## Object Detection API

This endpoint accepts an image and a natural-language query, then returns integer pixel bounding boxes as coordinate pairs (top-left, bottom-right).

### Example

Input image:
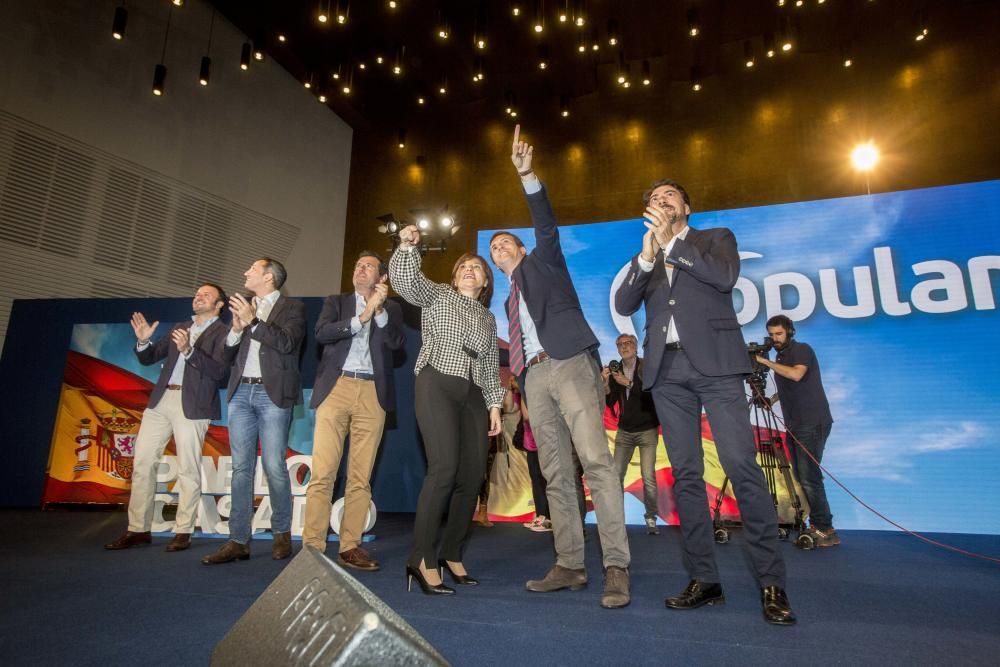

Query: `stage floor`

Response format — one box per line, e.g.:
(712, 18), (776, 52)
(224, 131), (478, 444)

(1, 509), (999, 666)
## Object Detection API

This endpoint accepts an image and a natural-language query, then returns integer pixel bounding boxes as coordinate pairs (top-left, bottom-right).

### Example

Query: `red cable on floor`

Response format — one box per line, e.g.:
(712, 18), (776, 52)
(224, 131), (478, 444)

(746, 382), (1000, 565)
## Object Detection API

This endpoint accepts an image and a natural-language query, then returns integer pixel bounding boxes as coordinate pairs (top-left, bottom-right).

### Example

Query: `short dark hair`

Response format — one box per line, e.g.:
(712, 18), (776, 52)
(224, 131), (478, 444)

(642, 179), (691, 209)
(259, 257), (287, 290)
(451, 253), (494, 308)
(766, 314), (794, 333)
(357, 250), (388, 277)
(200, 282), (227, 309)
(488, 231), (525, 249)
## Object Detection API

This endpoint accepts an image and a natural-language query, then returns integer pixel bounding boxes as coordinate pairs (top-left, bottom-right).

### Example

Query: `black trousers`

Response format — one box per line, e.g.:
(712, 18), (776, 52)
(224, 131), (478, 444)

(409, 365), (489, 569)
(525, 448), (550, 518)
(650, 349), (786, 588)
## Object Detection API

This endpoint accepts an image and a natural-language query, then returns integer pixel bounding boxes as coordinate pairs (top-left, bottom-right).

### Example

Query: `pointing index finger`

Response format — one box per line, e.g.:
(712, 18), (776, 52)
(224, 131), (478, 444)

(512, 124), (521, 149)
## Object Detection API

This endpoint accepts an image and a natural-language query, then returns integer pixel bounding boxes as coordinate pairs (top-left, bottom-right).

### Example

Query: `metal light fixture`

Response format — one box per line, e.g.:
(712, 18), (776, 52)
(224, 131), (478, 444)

(240, 42), (252, 70)
(152, 5), (173, 96)
(111, 4), (127, 41)
(198, 10), (215, 86)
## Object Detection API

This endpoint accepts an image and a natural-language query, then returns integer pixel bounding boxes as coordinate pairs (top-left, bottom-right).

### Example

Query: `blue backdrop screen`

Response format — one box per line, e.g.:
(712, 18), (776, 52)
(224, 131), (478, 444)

(479, 180), (1000, 535)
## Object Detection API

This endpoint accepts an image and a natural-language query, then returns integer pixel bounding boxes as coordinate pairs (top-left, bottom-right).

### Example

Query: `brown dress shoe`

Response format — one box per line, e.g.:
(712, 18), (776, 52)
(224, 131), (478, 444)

(201, 540), (250, 565)
(525, 565), (588, 592)
(165, 533), (191, 552)
(104, 531), (151, 550)
(338, 547), (380, 571)
(601, 566), (631, 609)
(271, 531), (292, 560)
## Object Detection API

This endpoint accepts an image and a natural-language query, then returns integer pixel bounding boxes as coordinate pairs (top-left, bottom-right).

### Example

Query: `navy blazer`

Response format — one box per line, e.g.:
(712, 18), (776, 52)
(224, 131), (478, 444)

(615, 227), (752, 388)
(137, 318), (229, 420)
(224, 295), (307, 409)
(505, 185), (600, 361)
(310, 293), (406, 411)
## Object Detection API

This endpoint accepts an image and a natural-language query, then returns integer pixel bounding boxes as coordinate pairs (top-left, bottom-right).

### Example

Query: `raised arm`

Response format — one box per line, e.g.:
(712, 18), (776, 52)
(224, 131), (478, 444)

(511, 125), (565, 267)
(387, 225), (448, 308)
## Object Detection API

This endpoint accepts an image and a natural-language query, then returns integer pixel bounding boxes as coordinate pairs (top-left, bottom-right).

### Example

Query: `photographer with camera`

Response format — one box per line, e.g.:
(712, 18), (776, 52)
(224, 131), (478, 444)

(602, 334), (661, 535)
(755, 315), (838, 548)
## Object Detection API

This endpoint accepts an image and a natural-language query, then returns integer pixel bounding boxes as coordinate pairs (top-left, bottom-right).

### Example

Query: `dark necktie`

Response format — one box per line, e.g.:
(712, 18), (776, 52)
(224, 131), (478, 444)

(507, 280), (525, 376)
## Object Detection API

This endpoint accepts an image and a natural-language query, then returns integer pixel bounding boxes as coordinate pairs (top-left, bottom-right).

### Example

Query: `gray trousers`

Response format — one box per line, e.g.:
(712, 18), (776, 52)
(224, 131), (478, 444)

(613, 428), (660, 520)
(524, 351), (630, 570)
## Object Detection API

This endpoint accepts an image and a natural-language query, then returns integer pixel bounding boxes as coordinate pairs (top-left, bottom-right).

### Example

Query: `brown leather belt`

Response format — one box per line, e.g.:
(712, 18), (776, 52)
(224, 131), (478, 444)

(526, 351), (551, 368)
(166, 384), (182, 390)
(240, 377), (265, 384)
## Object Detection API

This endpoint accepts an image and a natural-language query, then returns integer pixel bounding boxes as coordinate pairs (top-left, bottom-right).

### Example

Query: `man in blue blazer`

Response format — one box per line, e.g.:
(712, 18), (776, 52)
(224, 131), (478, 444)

(105, 283), (229, 553)
(302, 252), (405, 572)
(491, 126), (631, 609)
(615, 179), (796, 625)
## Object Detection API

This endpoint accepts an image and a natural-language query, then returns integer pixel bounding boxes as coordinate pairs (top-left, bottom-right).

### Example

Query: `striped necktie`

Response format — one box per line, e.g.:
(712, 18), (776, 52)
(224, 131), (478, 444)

(507, 280), (525, 376)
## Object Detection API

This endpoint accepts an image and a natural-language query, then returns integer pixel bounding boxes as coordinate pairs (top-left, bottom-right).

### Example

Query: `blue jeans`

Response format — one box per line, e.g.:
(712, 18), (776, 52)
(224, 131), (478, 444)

(788, 422), (833, 530)
(227, 383), (293, 544)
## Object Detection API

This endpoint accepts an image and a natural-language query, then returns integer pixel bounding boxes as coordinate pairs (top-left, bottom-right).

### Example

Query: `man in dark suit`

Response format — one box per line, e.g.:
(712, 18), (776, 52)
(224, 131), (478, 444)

(105, 284), (229, 553)
(301, 252), (405, 571)
(490, 126), (631, 609)
(614, 179), (796, 625)
(202, 258), (306, 565)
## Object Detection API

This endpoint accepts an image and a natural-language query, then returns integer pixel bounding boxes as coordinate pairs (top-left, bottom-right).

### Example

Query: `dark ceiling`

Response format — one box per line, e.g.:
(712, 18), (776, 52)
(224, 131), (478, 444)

(208, 0), (963, 132)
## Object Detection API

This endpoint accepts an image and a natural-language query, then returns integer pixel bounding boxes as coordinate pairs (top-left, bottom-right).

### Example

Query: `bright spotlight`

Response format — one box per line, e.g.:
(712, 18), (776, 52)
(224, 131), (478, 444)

(851, 143), (879, 171)
(440, 215), (454, 228)
(417, 217), (431, 230)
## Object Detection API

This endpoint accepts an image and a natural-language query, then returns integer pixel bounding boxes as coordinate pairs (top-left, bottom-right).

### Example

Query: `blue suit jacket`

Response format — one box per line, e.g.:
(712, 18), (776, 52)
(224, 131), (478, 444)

(505, 185), (600, 361)
(310, 293), (406, 411)
(138, 318), (229, 420)
(615, 227), (752, 388)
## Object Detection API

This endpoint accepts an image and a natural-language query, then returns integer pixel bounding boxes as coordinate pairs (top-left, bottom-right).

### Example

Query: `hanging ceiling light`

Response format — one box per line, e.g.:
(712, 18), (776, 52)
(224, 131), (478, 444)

(111, 4), (127, 41)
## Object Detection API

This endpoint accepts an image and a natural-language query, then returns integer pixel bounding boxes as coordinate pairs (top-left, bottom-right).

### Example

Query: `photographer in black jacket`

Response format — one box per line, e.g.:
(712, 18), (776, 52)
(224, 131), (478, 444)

(602, 334), (661, 535)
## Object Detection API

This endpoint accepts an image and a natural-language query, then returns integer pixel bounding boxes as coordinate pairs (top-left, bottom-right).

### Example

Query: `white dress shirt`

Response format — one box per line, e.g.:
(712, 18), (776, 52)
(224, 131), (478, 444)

(637, 225), (690, 346)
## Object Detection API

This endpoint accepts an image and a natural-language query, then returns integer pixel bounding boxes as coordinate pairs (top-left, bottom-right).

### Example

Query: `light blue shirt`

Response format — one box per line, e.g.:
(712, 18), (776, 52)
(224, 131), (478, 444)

(343, 292), (389, 374)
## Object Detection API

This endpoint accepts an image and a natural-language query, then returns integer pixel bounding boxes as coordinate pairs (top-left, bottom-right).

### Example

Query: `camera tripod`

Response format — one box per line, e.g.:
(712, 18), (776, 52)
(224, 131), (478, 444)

(710, 374), (815, 549)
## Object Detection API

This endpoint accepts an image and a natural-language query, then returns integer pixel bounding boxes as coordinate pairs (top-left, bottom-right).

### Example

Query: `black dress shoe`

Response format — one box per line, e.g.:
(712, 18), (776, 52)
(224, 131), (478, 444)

(201, 540), (250, 565)
(761, 585), (797, 625)
(665, 580), (725, 609)
(406, 565), (455, 595)
(104, 531), (151, 550)
(438, 559), (478, 586)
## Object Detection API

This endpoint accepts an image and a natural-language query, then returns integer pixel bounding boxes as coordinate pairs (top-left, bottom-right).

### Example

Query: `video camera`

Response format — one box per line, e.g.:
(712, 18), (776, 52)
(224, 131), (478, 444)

(607, 359), (622, 373)
(746, 337), (774, 406)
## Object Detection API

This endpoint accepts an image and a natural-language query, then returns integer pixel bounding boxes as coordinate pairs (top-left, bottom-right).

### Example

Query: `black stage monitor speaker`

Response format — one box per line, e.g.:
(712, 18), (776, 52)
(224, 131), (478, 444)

(211, 547), (449, 666)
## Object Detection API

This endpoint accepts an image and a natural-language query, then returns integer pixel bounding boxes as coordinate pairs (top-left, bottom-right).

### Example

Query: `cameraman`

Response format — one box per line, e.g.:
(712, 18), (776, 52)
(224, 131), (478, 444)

(602, 333), (661, 535)
(755, 315), (839, 547)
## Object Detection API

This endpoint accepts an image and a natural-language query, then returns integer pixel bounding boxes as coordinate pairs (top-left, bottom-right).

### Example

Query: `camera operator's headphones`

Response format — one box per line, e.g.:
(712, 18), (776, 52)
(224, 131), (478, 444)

(768, 314), (795, 338)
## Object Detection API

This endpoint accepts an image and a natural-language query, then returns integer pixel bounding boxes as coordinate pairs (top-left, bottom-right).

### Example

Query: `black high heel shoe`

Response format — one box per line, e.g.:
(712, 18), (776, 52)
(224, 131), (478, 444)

(406, 564), (455, 595)
(438, 559), (479, 586)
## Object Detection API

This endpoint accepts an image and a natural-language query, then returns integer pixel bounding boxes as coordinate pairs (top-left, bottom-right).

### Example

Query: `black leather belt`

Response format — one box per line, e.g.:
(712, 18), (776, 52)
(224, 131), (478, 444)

(240, 377), (264, 384)
(664, 342), (683, 351)
(527, 351), (551, 368)
(166, 384), (182, 390)
(341, 370), (375, 381)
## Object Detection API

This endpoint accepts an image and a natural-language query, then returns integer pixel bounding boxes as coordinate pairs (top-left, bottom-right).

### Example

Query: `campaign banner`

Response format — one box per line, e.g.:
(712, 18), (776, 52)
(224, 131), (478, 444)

(479, 179), (1000, 534)
(41, 324), (355, 539)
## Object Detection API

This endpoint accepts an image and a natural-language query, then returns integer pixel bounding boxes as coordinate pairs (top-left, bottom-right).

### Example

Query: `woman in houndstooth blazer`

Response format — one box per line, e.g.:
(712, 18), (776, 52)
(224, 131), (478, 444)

(389, 225), (504, 595)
